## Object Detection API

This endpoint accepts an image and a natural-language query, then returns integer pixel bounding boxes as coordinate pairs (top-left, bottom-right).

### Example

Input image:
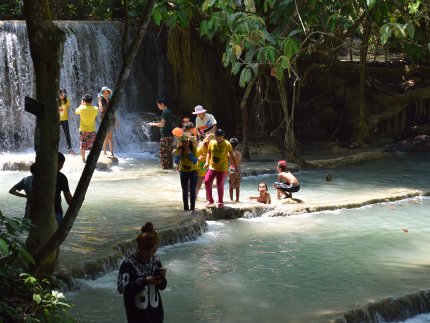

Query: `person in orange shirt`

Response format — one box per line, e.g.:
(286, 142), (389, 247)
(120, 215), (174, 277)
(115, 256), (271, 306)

(172, 117), (198, 139)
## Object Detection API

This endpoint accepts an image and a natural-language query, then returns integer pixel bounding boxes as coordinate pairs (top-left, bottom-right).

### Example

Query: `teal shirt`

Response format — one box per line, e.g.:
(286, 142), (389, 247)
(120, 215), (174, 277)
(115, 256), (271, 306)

(160, 108), (173, 138)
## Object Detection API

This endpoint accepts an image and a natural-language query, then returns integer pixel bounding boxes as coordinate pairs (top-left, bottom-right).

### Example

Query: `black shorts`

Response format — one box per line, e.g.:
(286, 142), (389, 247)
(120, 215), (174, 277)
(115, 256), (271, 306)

(273, 182), (300, 193)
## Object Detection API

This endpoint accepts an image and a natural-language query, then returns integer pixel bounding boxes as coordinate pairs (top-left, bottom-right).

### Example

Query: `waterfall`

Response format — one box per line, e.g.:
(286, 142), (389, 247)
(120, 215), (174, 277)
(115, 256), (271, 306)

(0, 21), (160, 153)
(333, 290), (430, 322)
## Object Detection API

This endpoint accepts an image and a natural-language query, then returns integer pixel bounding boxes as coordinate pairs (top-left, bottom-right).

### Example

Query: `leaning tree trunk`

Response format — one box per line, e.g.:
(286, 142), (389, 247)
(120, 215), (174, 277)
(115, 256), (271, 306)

(355, 16), (371, 144)
(240, 73), (258, 160)
(23, 0), (65, 275)
(32, 0), (156, 273)
(277, 79), (300, 163)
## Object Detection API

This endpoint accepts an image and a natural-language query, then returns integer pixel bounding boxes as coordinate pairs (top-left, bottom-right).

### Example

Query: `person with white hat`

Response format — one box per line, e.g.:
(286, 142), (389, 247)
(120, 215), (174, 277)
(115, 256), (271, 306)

(192, 105), (217, 139)
(98, 86), (119, 156)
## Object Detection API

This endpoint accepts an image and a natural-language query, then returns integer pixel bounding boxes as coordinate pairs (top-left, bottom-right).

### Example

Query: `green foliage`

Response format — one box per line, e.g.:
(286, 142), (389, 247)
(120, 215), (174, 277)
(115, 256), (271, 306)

(0, 211), (75, 322)
(0, 0), (24, 19)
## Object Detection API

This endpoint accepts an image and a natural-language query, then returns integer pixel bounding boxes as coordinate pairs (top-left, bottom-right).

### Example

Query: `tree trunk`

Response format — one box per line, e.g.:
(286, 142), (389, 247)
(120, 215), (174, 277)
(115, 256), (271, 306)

(277, 80), (300, 163)
(23, 0), (65, 275)
(33, 0), (156, 273)
(240, 73), (258, 160)
(355, 16), (370, 143)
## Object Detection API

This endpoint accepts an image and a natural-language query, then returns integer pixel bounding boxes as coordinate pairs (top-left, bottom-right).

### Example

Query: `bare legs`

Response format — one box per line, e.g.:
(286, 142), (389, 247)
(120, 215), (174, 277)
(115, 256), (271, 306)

(196, 175), (205, 198)
(229, 187), (240, 202)
(103, 129), (114, 156)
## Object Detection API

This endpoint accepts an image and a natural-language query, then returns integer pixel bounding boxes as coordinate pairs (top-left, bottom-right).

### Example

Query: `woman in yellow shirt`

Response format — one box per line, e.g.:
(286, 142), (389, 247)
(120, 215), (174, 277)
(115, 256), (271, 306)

(195, 133), (215, 199)
(58, 88), (73, 153)
(175, 134), (198, 212)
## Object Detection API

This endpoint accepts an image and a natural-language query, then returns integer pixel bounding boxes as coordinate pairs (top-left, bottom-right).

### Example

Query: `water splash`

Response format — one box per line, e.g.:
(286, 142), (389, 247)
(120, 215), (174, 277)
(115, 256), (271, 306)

(0, 21), (156, 152)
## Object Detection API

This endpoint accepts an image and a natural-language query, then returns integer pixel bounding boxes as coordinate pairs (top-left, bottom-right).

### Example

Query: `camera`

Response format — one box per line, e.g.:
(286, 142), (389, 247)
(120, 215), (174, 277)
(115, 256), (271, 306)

(153, 268), (163, 276)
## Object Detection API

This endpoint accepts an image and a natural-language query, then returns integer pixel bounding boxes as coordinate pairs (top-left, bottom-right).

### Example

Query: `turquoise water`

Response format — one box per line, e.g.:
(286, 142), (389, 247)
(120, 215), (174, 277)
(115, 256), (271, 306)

(68, 198), (430, 322)
(1, 152), (430, 322)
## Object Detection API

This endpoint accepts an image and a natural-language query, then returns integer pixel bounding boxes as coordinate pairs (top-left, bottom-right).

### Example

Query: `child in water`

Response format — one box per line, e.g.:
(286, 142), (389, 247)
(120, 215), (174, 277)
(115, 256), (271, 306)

(249, 183), (271, 204)
(273, 160), (300, 199)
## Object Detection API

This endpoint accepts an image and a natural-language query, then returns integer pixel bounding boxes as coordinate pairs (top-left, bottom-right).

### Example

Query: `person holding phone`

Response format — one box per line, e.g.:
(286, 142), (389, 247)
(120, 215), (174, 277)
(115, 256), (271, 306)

(117, 222), (167, 323)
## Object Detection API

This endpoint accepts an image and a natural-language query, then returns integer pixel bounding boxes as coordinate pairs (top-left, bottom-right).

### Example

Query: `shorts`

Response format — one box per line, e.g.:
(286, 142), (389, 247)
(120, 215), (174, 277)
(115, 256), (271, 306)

(229, 172), (241, 189)
(80, 131), (96, 150)
(273, 182), (300, 193)
(198, 161), (207, 177)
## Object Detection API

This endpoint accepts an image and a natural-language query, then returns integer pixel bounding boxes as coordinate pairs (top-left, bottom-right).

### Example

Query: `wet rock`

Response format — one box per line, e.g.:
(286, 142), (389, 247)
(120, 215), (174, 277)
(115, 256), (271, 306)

(333, 290), (430, 323)
(0, 160), (33, 171)
(96, 155), (119, 170)
(304, 151), (389, 168)
(385, 135), (430, 152)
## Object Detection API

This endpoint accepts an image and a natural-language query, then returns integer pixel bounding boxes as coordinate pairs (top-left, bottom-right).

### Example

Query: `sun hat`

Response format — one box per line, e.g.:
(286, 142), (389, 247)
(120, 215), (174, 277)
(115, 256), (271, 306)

(192, 105), (207, 114)
(100, 86), (113, 96)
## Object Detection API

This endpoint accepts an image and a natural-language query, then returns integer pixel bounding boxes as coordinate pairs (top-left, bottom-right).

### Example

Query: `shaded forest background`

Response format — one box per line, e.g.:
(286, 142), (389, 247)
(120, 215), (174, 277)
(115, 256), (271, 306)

(1, 2), (430, 320)
(2, 0), (430, 156)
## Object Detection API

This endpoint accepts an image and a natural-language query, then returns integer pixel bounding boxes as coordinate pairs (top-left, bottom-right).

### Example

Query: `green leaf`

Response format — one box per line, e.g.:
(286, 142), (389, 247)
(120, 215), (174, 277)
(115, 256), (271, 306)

(231, 61), (241, 75)
(234, 44), (242, 59)
(18, 246), (35, 265)
(33, 294), (42, 304)
(202, 0), (217, 12)
(275, 64), (284, 80)
(288, 30), (300, 37)
(380, 24), (392, 45)
(406, 23), (415, 39)
(222, 52), (230, 67)
(280, 56), (290, 70)
(0, 238), (9, 256)
(283, 39), (299, 59)
(239, 67), (251, 87)
(393, 23), (406, 39)
(200, 20), (209, 36)
(4, 217), (21, 234)
(152, 8), (162, 26)
(264, 47), (276, 63)
(367, 0), (377, 10)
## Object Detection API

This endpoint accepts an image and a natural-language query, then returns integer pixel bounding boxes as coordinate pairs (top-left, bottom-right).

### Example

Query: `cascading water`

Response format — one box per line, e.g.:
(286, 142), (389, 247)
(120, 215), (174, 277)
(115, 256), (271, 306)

(0, 21), (158, 153)
(0, 21), (35, 151)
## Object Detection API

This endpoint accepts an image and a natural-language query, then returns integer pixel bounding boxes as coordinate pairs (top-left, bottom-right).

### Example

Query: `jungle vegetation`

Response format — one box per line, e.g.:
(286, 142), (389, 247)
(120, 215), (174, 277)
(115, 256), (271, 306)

(1, 0), (429, 320)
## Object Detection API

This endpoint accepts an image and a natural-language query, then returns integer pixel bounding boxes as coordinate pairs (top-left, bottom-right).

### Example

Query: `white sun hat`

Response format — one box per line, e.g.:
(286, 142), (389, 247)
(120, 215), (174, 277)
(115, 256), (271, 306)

(192, 105), (207, 114)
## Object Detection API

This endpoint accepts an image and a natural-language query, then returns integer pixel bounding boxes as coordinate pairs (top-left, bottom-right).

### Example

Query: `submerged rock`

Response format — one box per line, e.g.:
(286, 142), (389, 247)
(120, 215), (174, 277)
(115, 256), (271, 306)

(385, 135), (430, 152)
(0, 160), (32, 171)
(96, 155), (119, 170)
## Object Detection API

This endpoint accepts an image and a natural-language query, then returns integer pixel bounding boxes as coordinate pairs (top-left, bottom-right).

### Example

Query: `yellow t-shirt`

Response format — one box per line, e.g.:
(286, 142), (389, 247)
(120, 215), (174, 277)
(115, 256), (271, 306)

(197, 143), (208, 176)
(75, 104), (99, 132)
(178, 146), (198, 172)
(59, 98), (70, 121)
(208, 139), (232, 171)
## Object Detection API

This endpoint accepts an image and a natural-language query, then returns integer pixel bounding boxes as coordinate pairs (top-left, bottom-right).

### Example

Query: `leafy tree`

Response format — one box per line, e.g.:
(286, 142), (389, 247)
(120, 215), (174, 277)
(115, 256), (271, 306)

(0, 211), (74, 322)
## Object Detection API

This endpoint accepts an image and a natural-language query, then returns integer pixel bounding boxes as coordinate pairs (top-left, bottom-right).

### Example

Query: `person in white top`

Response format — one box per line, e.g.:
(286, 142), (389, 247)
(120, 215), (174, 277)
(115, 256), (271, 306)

(192, 105), (217, 139)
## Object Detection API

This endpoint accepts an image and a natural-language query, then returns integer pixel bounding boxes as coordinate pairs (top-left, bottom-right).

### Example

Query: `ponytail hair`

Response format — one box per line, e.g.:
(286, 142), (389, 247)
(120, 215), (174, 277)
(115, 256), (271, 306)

(136, 222), (159, 251)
